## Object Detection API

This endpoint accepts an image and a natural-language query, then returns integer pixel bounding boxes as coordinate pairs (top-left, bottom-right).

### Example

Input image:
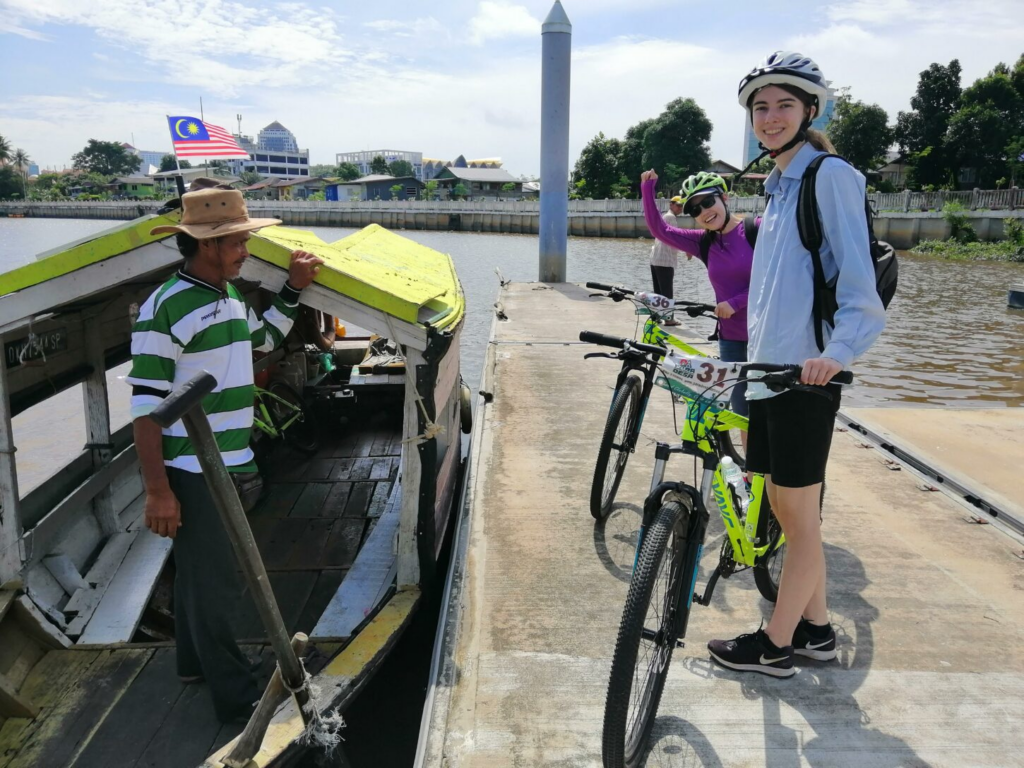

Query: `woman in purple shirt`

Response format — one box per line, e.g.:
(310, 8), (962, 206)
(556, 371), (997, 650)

(640, 169), (756, 420)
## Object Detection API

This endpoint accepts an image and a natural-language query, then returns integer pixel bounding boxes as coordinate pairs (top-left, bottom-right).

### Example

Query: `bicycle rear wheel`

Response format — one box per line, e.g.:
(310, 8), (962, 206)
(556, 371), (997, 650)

(591, 375), (642, 520)
(603, 498), (693, 768)
(266, 381), (320, 455)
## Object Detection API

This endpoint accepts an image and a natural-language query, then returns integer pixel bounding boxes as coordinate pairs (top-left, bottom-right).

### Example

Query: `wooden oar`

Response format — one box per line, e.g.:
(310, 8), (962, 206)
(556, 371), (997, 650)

(149, 373), (313, 743)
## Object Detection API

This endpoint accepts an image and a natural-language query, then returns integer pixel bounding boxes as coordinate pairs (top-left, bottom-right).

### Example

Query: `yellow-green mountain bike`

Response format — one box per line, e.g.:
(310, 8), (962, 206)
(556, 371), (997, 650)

(579, 331), (852, 768)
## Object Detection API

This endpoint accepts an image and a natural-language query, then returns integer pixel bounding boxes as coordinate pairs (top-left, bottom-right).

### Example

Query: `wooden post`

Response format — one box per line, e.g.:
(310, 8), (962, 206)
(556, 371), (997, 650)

(902, 189), (911, 213)
(223, 633), (309, 767)
(0, 341), (23, 584)
(82, 324), (118, 535)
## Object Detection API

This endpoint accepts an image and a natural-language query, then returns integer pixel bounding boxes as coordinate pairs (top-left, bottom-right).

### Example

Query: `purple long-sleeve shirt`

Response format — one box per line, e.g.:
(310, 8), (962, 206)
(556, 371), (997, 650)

(641, 179), (753, 342)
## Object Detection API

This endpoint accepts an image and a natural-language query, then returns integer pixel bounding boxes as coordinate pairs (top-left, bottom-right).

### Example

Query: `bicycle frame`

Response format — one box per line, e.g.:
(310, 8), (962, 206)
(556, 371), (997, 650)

(252, 386), (303, 439)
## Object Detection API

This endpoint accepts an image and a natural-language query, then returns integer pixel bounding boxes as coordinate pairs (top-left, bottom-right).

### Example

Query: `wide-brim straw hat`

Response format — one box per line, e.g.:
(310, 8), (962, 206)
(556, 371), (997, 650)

(150, 188), (281, 240)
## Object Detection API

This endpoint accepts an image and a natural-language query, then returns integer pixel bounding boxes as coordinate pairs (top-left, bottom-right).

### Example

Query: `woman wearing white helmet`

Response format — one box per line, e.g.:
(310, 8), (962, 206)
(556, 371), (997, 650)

(707, 52), (886, 679)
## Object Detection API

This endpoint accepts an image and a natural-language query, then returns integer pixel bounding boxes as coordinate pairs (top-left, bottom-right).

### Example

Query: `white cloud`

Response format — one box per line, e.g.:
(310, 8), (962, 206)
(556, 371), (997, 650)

(364, 17), (445, 38)
(0, 20), (50, 40)
(1, 0), (349, 95)
(468, 1), (539, 46)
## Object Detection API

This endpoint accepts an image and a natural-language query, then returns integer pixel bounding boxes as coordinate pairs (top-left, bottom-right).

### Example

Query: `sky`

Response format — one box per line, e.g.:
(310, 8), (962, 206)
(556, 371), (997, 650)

(1, 0), (1022, 177)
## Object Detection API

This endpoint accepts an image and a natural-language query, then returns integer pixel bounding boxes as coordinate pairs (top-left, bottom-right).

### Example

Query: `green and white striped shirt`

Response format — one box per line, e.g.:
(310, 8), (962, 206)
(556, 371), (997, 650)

(129, 270), (300, 473)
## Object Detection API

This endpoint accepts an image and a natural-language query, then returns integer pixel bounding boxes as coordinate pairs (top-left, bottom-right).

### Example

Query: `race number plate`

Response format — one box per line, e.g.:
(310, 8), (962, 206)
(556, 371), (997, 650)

(655, 350), (741, 409)
(635, 291), (672, 311)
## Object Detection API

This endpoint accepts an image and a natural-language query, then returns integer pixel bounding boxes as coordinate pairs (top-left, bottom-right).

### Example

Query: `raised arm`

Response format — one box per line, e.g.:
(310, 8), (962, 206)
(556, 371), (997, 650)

(640, 176), (703, 257)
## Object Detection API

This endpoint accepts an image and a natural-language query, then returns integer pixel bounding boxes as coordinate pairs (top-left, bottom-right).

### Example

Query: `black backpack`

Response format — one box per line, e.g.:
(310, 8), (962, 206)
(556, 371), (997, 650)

(698, 216), (759, 263)
(793, 154), (898, 352)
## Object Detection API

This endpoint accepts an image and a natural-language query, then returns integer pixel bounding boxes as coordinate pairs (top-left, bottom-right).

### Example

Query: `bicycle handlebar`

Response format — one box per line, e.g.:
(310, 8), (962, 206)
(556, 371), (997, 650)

(586, 281), (633, 295)
(579, 331), (853, 386)
(579, 330), (666, 358)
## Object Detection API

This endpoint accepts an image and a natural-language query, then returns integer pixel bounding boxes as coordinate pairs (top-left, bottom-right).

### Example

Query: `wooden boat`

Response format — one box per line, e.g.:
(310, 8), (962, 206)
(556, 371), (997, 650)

(0, 207), (466, 766)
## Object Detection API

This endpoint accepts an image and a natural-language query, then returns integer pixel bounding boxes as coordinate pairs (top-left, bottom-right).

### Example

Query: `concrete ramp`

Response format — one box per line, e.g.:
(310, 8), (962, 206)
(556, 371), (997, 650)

(421, 283), (1024, 768)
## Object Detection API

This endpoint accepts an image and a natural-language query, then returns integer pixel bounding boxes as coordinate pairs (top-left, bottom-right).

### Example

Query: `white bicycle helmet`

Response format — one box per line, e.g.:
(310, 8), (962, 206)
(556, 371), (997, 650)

(737, 51), (829, 114)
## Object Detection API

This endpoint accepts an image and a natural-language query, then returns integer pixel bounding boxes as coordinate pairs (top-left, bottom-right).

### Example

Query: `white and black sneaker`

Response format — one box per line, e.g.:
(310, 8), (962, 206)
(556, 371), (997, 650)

(707, 628), (795, 678)
(792, 618), (837, 661)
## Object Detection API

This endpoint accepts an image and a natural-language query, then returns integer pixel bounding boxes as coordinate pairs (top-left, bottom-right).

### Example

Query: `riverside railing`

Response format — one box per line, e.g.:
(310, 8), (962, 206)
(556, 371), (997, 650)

(3, 187), (1022, 214)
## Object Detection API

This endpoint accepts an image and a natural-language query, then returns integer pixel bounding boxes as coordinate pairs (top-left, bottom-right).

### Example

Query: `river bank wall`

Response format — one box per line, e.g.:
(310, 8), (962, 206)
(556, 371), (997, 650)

(4, 199), (1023, 248)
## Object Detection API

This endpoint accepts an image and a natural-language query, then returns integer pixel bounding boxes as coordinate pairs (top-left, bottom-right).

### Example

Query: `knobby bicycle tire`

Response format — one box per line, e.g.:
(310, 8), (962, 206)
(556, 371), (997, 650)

(266, 381), (320, 455)
(590, 376), (642, 520)
(603, 499), (693, 768)
(753, 493), (785, 603)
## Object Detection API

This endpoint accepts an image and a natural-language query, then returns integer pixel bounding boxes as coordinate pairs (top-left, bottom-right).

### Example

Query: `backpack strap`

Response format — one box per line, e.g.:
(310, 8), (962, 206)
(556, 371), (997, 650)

(698, 230), (714, 263)
(743, 217), (759, 251)
(796, 153), (848, 352)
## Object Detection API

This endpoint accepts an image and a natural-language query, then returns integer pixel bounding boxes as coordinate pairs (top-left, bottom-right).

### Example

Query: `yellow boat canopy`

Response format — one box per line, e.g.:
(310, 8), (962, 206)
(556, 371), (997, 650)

(0, 213), (465, 345)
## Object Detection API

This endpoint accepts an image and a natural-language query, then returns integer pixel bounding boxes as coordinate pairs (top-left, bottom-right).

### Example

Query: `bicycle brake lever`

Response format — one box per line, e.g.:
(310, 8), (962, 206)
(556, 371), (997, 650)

(789, 383), (835, 400)
(588, 292), (605, 298)
(583, 352), (617, 360)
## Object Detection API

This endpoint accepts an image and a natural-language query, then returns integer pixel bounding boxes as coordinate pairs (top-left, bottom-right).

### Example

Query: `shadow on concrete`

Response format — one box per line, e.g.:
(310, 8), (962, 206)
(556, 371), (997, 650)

(709, 542), (929, 768)
(643, 715), (726, 768)
(593, 502), (643, 584)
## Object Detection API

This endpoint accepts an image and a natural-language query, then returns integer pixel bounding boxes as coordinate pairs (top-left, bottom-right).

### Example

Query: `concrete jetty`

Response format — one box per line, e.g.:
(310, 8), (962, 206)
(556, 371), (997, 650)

(418, 282), (1024, 767)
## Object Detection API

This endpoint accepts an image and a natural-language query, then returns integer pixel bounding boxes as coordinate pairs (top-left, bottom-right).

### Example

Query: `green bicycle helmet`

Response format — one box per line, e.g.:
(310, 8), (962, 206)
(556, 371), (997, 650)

(677, 172), (728, 208)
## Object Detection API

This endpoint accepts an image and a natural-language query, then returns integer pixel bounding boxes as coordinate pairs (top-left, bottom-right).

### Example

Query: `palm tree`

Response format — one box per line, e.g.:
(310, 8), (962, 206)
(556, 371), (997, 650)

(13, 149), (30, 198)
(0, 135), (11, 165)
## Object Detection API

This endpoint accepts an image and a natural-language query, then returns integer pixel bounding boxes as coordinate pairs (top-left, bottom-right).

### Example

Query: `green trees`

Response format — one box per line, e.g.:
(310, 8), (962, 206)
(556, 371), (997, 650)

(452, 182), (469, 199)
(571, 100), (712, 199)
(239, 170), (262, 186)
(336, 162), (360, 180)
(572, 132), (623, 199)
(369, 155), (390, 175)
(12, 148), (30, 198)
(389, 183), (404, 199)
(895, 55), (1024, 189)
(0, 135), (11, 165)
(72, 140), (141, 176)
(827, 90), (893, 174)
(159, 154), (191, 172)
(895, 59), (964, 188)
(423, 179), (439, 200)
(388, 159), (415, 178)
(640, 98), (712, 193)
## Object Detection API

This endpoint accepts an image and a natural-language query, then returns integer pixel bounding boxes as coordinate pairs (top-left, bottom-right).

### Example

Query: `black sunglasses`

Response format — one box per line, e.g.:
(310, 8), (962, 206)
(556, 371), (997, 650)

(685, 193), (721, 218)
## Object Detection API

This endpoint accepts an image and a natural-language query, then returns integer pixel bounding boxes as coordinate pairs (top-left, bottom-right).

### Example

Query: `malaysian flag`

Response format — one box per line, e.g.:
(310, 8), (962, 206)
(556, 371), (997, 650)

(166, 116), (250, 159)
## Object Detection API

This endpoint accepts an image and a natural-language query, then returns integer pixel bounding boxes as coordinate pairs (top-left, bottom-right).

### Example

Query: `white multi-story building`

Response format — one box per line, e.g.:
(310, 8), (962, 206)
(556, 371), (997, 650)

(335, 149), (424, 180)
(226, 121), (309, 180)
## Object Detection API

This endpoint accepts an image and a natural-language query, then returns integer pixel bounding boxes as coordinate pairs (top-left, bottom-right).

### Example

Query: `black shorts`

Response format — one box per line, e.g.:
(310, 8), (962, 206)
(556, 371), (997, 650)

(745, 385), (841, 488)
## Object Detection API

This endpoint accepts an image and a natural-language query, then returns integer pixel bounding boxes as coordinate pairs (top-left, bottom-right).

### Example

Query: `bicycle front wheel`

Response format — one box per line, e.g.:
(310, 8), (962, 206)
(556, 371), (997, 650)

(591, 375), (642, 521)
(267, 381), (320, 455)
(603, 499), (693, 768)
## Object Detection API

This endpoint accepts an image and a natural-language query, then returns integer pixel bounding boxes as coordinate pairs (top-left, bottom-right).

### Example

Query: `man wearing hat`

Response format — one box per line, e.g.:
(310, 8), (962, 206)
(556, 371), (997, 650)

(648, 195), (686, 324)
(127, 188), (324, 722)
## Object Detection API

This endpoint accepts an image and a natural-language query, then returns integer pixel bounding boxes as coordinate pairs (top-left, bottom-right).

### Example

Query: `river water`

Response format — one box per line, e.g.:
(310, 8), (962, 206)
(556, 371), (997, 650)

(2, 218), (1023, 492)
(1, 218), (1023, 766)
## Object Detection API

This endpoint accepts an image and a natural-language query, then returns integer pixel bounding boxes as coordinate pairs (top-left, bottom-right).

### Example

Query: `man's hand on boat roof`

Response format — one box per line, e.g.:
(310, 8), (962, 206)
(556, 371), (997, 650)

(145, 487), (182, 538)
(287, 250), (325, 291)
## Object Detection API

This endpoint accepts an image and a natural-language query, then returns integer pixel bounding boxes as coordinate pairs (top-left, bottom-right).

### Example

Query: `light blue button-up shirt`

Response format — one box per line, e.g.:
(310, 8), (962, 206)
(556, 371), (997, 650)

(746, 143), (886, 397)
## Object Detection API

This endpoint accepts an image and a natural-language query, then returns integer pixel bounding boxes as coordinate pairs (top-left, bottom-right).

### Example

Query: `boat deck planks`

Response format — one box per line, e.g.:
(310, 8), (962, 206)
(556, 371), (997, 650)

(0, 415), (402, 767)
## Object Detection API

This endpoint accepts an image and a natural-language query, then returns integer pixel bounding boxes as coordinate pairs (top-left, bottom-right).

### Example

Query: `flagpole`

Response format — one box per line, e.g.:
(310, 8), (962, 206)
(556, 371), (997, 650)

(200, 98), (208, 177)
(167, 114), (186, 198)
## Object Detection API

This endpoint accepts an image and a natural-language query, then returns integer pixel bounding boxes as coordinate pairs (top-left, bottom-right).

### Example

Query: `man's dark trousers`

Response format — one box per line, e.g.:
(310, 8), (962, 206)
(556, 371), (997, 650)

(168, 467), (258, 722)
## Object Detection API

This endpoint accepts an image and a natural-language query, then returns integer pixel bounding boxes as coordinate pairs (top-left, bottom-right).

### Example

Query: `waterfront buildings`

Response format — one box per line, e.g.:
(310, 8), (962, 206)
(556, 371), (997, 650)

(433, 167), (521, 199)
(741, 81), (838, 166)
(335, 150), (425, 181)
(325, 174), (424, 202)
(226, 121), (310, 180)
